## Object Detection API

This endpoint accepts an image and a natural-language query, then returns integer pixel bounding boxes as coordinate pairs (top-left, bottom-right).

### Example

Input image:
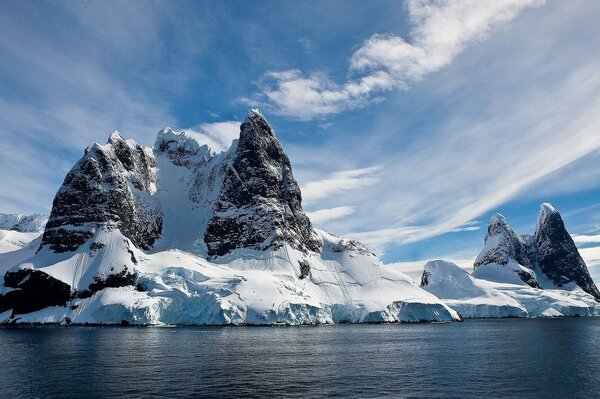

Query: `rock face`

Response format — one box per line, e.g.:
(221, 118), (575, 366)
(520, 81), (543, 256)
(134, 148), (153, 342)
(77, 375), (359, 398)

(473, 214), (539, 288)
(0, 269), (71, 315)
(473, 204), (599, 300)
(204, 109), (322, 257)
(474, 214), (535, 268)
(39, 132), (163, 253)
(535, 203), (600, 300)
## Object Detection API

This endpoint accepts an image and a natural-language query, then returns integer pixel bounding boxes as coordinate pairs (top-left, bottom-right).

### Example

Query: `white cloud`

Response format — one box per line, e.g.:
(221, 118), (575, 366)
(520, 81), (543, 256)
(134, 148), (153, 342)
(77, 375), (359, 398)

(298, 37), (315, 54)
(348, 222), (480, 256)
(186, 121), (240, 153)
(573, 234), (600, 244)
(306, 206), (356, 224)
(580, 246), (600, 284)
(301, 166), (381, 205)
(251, 0), (544, 120)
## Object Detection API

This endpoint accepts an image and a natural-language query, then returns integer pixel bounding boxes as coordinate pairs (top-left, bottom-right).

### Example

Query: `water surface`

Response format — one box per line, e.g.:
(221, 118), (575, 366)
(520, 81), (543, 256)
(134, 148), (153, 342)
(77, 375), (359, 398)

(1, 319), (599, 398)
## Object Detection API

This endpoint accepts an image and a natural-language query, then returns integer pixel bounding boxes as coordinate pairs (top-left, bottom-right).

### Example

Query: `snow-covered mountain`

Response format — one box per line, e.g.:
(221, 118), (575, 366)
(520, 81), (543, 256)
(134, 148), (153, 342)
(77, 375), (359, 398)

(0, 110), (459, 325)
(473, 203), (599, 300)
(421, 260), (599, 318)
(0, 213), (47, 233)
(420, 204), (600, 318)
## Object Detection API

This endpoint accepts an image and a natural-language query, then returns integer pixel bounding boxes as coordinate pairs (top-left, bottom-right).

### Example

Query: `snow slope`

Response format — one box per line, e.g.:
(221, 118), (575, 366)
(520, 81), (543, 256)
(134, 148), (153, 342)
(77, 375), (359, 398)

(421, 260), (600, 318)
(3, 229), (459, 325)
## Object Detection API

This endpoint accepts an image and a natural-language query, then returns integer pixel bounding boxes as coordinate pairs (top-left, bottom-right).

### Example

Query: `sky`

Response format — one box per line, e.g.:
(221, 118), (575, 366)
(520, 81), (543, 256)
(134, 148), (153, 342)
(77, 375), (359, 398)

(1, 0), (599, 280)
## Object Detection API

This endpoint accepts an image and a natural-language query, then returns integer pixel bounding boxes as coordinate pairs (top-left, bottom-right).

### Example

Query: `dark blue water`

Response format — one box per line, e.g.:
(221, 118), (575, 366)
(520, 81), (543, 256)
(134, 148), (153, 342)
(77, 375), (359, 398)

(1, 319), (599, 398)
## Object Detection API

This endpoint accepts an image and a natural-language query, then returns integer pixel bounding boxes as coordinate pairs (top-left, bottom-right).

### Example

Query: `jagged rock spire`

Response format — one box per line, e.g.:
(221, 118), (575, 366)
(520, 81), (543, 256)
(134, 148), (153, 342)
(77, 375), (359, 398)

(474, 213), (535, 269)
(39, 133), (162, 252)
(204, 109), (322, 257)
(534, 203), (600, 300)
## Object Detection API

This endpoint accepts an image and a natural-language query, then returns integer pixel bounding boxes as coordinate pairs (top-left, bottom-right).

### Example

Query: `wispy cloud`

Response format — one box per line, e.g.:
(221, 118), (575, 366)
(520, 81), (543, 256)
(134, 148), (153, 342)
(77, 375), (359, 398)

(185, 121), (240, 153)
(306, 206), (356, 225)
(301, 166), (382, 205)
(248, 0), (544, 120)
(573, 234), (600, 245)
(349, 222), (480, 255)
(298, 37), (315, 54)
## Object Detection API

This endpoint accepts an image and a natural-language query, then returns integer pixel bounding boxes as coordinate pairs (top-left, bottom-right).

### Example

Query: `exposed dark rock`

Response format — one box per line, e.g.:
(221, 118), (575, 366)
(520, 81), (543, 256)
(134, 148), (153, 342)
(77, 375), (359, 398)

(299, 260), (310, 279)
(516, 271), (542, 289)
(73, 266), (138, 299)
(420, 270), (430, 287)
(474, 214), (535, 269)
(474, 204), (600, 298)
(88, 267), (137, 292)
(39, 132), (162, 253)
(474, 213), (540, 288)
(0, 269), (71, 315)
(204, 110), (321, 257)
(534, 204), (600, 300)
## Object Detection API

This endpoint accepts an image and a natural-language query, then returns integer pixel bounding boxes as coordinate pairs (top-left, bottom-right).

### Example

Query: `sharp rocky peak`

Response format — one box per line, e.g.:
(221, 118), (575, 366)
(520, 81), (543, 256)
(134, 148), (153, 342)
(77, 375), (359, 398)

(40, 131), (162, 253)
(534, 203), (600, 300)
(474, 212), (535, 271)
(37, 109), (323, 259)
(204, 109), (322, 257)
(474, 203), (600, 300)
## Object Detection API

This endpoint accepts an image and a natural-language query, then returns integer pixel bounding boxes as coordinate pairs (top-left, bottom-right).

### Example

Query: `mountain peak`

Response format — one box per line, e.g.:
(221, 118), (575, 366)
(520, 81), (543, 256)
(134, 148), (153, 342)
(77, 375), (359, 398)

(204, 110), (321, 257)
(534, 203), (600, 300)
(107, 130), (124, 144)
(490, 213), (507, 223)
(474, 211), (538, 286)
(538, 202), (558, 219)
(247, 108), (265, 119)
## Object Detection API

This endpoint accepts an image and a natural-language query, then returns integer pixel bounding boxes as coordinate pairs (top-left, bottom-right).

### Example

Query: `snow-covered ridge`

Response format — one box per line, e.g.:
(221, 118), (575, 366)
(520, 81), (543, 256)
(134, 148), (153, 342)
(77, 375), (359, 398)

(472, 203), (599, 299)
(421, 260), (600, 318)
(419, 203), (600, 318)
(0, 109), (460, 325)
(0, 213), (47, 232)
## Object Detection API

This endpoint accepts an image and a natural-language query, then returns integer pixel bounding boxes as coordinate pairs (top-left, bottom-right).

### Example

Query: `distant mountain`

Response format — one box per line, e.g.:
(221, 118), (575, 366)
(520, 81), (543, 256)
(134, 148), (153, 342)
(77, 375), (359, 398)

(421, 260), (599, 318)
(472, 203), (599, 300)
(420, 203), (600, 318)
(0, 110), (459, 325)
(0, 213), (47, 233)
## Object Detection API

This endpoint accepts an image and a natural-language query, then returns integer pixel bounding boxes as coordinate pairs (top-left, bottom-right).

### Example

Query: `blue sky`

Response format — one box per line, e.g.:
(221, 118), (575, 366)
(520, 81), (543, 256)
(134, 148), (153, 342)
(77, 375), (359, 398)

(1, 1), (599, 278)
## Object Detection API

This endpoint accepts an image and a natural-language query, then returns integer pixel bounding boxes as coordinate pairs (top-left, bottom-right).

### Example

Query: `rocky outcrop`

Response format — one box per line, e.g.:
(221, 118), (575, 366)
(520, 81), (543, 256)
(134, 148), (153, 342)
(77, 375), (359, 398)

(473, 204), (599, 299)
(0, 268), (71, 315)
(204, 109), (322, 257)
(474, 214), (535, 268)
(535, 203), (600, 300)
(473, 213), (540, 288)
(39, 132), (163, 253)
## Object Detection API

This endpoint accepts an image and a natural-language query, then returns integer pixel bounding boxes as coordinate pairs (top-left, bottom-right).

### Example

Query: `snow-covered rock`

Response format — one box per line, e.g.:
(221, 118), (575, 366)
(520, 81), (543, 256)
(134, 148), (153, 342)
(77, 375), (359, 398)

(421, 260), (600, 318)
(204, 109), (321, 257)
(473, 213), (539, 288)
(0, 213), (47, 232)
(472, 204), (600, 300)
(0, 110), (460, 325)
(40, 131), (162, 253)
